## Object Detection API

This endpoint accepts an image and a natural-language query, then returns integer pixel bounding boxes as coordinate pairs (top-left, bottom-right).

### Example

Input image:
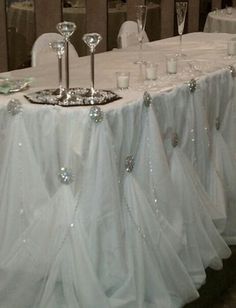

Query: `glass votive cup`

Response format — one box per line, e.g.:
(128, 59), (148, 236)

(116, 72), (130, 90)
(227, 40), (236, 56)
(166, 54), (178, 74)
(145, 62), (158, 80)
(226, 6), (233, 14)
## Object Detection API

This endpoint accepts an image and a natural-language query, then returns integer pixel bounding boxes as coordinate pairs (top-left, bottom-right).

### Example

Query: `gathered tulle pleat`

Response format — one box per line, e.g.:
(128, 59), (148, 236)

(123, 174), (199, 307)
(170, 147), (231, 287)
(212, 128), (236, 243)
(133, 107), (186, 252)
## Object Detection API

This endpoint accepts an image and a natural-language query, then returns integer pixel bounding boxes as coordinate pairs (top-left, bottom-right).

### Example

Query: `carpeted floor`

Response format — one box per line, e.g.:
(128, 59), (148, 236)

(213, 282), (236, 307)
(184, 246), (236, 308)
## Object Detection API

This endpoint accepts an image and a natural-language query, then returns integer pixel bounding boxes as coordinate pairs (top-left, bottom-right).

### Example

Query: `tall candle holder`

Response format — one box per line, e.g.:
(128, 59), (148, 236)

(49, 39), (65, 99)
(83, 33), (102, 104)
(56, 21), (76, 100)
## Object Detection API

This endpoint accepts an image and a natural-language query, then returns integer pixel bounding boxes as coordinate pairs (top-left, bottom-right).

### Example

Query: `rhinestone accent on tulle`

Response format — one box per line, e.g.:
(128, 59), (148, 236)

(7, 99), (22, 115)
(58, 167), (73, 184)
(216, 117), (220, 130)
(125, 155), (135, 173)
(228, 65), (236, 77)
(89, 106), (103, 123)
(143, 91), (152, 107)
(172, 132), (179, 147)
(188, 79), (197, 93)
(126, 203), (146, 239)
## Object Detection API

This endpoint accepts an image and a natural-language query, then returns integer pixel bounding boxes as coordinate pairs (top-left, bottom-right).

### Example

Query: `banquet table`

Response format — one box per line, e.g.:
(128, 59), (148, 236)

(204, 8), (236, 34)
(0, 32), (236, 308)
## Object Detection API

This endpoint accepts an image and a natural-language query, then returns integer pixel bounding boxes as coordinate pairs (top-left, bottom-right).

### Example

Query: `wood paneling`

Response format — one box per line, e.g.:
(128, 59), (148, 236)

(188, 0), (200, 32)
(35, 0), (62, 36)
(0, 0), (8, 72)
(161, 0), (175, 38)
(86, 0), (107, 52)
(127, 0), (138, 21)
(0, 0), (209, 71)
(211, 0), (222, 9)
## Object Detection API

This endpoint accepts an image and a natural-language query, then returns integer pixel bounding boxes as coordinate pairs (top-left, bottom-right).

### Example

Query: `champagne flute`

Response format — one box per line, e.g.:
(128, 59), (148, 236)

(176, 2), (188, 57)
(83, 33), (102, 103)
(49, 39), (65, 98)
(135, 4), (147, 64)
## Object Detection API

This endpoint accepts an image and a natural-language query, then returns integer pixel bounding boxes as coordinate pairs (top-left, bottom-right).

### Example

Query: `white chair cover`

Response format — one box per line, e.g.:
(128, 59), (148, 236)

(117, 20), (149, 49)
(31, 32), (78, 67)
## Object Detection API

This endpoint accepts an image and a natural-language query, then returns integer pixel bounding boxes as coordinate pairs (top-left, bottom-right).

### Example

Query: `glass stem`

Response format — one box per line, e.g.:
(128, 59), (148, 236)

(58, 56), (63, 96)
(179, 34), (183, 57)
(65, 40), (70, 92)
(90, 50), (95, 95)
(138, 38), (143, 63)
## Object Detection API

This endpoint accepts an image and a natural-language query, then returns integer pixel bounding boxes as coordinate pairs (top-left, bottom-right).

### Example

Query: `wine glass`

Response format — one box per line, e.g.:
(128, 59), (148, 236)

(56, 21), (76, 94)
(135, 5), (147, 64)
(176, 2), (188, 57)
(49, 39), (65, 98)
(83, 33), (102, 103)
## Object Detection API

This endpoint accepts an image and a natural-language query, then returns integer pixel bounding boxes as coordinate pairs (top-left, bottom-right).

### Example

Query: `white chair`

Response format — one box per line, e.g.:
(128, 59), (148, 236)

(31, 32), (78, 67)
(117, 20), (149, 49)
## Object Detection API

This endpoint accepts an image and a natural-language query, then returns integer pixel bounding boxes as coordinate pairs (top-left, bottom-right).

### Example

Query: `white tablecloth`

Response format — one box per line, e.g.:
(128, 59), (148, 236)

(0, 33), (236, 307)
(204, 8), (236, 33)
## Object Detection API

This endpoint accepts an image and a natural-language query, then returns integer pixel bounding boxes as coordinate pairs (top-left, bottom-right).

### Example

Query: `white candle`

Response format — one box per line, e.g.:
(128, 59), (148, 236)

(116, 73), (130, 89)
(146, 65), (157, 80)
(167, 58), (177, 74)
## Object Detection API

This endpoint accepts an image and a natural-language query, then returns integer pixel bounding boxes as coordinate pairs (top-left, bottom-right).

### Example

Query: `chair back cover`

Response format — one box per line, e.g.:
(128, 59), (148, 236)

(117, 20), (149, 49)
(31, 32), (78, 67)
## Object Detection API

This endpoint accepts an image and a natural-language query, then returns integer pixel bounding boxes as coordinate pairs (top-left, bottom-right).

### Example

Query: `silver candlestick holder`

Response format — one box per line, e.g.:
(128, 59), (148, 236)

(83, 33), (102, 104)
(49, 39), (66, 99)
(56, 21), (76, 102)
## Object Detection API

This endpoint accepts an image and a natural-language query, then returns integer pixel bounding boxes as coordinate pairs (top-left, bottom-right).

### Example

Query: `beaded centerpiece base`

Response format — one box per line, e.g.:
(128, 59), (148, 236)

(25, 88), (121, 107)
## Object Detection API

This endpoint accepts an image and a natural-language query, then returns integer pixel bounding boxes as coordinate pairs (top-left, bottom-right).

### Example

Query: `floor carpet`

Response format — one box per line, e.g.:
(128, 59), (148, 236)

(184, 246), (236, 308)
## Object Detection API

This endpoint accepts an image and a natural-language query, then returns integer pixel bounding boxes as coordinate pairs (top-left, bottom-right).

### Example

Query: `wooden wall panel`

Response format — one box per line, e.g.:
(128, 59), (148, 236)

(0, 0), (8, 72)
(127, 0), (138, 21)
(188, 0), (200, 32)
(86, 0), (107, 52)
(35, 0), (62, 37)
(160, 0), (175, 38)
(211, 0), (222, 9)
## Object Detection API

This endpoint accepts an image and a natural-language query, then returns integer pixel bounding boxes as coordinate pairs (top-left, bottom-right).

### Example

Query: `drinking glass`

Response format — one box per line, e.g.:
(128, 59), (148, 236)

(135, 5), (147, 64)
(176, 2), (188, 57)
(83, 33), (102, 103)
(49, 39), (65, 98)
(56, 21), (76, 94)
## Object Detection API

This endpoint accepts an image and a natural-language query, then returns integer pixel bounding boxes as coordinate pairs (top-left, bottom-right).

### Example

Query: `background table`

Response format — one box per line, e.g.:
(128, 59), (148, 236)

(0, 33), (235, 308)
(204, 8), (236, 33)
